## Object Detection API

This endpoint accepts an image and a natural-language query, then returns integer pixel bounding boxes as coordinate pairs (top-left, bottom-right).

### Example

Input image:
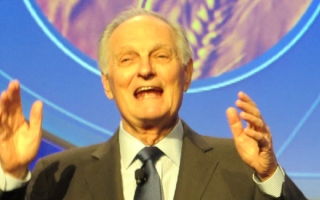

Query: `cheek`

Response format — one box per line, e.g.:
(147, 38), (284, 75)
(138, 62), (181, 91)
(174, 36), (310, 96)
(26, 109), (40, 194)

(168, 69), (186, 89)
(109, 69), (135, 90)
(163, 70), (186, 101)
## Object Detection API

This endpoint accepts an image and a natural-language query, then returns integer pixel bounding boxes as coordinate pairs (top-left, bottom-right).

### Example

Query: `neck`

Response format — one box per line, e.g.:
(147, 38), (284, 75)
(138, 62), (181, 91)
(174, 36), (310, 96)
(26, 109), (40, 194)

(122, 117), (179, 145)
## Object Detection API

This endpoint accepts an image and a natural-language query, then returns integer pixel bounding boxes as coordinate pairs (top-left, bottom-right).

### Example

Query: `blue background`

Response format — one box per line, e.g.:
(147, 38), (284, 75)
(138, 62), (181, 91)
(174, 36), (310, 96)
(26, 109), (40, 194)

(0, 1), (319, 198)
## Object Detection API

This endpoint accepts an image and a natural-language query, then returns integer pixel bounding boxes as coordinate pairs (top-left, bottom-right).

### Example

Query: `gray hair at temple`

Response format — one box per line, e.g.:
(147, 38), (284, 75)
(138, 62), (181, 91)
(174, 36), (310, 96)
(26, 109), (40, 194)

(98, 8), (193, 75)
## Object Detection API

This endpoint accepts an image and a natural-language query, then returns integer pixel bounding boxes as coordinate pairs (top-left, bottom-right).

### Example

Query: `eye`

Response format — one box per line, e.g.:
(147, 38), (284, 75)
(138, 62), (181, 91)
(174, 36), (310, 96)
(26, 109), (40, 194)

(158, 54), (168, 59)
(119, 54), (135, 64)
(121, 57), (131, 63)
(152, 50), (172, 64)
(155, 52), (170, 60)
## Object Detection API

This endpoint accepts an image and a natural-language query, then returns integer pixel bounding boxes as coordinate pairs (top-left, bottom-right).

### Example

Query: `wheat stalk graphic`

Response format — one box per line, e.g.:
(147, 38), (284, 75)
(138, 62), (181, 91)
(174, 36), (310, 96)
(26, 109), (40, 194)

(140, 0), (239, 80)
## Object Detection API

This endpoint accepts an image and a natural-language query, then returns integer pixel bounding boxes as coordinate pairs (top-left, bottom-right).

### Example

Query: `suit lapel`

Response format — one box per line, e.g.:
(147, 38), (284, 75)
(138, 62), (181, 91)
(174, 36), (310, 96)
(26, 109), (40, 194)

(174, 122), (219, 200)
(83, 132), (124, 200)
(81, 123), (234, 200)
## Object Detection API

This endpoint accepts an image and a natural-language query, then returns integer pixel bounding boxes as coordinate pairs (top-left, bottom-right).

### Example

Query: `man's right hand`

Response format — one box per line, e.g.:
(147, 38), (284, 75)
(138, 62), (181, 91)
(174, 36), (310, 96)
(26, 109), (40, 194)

(0, 80), (43, 179)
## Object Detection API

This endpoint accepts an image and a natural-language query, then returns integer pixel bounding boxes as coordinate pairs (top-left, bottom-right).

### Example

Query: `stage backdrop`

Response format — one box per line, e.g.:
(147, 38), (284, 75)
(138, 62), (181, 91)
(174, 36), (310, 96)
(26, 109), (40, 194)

(0, 0), (319, 198)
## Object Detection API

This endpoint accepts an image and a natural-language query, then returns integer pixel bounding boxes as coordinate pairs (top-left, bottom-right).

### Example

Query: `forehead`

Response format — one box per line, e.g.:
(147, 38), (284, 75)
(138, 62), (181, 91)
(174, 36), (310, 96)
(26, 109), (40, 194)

(108, 15), (176, 53)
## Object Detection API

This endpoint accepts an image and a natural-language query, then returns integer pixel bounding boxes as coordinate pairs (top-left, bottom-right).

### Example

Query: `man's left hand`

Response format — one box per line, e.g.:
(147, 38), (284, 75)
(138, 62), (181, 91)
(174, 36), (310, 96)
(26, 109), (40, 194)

(226, 92), (278, 181)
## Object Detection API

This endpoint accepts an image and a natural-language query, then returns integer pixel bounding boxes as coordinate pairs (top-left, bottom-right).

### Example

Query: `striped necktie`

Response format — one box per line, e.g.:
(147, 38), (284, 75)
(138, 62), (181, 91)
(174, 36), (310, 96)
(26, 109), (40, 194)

(134, 147), (163, 200)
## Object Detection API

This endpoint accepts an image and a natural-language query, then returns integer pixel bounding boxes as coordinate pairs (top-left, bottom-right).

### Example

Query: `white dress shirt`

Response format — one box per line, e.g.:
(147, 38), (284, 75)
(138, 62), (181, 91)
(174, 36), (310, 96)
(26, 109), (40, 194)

(119, 120), (183, 200)
(118, 119), (284, 199)
(0, 119), (284, 198)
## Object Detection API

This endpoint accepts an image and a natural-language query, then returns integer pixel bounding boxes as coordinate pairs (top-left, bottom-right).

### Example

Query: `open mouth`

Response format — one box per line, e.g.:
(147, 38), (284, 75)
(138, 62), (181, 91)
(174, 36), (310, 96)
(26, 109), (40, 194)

(134, 86), (163, 99)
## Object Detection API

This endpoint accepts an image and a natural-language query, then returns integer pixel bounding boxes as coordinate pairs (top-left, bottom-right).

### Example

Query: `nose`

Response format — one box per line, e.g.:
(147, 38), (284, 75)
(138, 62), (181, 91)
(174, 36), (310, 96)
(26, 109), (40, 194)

(138, 58), (155, 79)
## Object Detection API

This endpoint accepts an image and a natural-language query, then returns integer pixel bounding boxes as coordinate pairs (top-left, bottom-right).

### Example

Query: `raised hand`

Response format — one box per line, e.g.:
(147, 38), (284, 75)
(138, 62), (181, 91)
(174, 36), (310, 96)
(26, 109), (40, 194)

(226, 92), (278, 181)
(0, 80), (43, 179)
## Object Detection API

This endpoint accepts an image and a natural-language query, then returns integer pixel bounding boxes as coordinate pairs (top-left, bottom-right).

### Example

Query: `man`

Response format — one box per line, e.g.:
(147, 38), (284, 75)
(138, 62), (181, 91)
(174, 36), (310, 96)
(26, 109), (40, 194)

(0, 8), (306, 200)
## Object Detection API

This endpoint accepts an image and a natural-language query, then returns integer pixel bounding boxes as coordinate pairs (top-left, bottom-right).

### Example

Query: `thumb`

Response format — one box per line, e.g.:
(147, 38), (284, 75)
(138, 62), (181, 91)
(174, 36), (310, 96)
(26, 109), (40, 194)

(29, 100), (43, 137)
(226, 107), (243, 138)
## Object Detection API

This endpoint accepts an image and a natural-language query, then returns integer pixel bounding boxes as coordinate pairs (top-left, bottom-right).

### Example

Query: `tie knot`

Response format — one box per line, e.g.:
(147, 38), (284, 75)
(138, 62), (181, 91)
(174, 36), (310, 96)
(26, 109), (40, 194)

(136, 147), (163, 163)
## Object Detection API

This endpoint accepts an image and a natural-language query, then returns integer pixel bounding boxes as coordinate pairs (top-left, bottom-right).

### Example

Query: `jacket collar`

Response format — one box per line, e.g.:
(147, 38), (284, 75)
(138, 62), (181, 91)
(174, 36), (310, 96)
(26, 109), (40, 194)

(84, 130), (124, 200)
(84, 121), (220, 200)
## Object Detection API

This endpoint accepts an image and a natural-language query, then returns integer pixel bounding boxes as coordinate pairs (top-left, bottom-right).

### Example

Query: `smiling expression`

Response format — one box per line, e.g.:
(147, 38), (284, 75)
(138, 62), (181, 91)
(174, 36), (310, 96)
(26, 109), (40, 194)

(101, 15), (193, 131)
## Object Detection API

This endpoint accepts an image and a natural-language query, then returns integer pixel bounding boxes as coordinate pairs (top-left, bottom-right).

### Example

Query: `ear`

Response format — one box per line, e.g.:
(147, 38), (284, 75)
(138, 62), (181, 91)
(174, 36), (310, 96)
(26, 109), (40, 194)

(101, 74), (114, 99)
(183, 59), (193, 92)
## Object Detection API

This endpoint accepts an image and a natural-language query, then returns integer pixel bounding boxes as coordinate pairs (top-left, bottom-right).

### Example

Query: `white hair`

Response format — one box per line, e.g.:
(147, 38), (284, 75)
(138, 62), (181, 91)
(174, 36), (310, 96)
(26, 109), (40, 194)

(98, 8), (193, 75)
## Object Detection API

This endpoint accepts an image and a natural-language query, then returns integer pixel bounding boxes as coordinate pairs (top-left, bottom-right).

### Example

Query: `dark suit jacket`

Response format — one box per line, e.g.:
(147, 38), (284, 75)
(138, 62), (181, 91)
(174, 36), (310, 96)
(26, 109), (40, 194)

(0, 122), (306, 200)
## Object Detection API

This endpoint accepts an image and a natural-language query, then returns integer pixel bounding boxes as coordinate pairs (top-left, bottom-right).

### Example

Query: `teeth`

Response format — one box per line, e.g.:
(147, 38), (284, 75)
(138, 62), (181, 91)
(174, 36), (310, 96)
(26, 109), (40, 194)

(134, 86), (163, 96)
(137, 86), (156, 92)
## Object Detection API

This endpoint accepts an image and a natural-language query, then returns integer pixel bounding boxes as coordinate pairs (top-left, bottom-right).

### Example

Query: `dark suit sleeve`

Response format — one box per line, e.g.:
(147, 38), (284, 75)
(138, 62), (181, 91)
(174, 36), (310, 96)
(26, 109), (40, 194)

(281, 174), (307, 200)
(0, 186), (27, 200)
(254, 174), (307, 200)
(0, 158), (48, 200)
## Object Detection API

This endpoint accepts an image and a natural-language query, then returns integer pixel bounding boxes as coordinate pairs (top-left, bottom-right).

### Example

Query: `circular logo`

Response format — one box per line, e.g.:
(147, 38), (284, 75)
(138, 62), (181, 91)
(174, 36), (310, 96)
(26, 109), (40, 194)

(24, 0), (319, 93)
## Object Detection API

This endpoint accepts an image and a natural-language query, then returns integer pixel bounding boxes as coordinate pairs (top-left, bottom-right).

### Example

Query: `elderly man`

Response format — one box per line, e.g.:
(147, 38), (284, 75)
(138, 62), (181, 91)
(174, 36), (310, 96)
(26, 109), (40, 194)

(0, 8), (305, 200)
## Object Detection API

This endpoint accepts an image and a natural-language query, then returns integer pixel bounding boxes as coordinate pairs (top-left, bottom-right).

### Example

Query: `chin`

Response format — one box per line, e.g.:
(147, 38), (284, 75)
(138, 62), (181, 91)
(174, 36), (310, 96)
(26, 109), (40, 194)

(140, 112), (178, 124)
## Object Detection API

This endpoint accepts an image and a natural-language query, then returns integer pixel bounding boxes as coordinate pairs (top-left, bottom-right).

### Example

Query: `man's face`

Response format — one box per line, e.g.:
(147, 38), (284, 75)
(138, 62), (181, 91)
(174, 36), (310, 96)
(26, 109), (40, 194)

(102, 15), (193, 129)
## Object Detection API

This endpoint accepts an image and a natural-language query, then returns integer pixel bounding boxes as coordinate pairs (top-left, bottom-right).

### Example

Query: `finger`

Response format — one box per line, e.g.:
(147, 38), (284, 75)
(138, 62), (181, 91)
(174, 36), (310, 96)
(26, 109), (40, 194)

(0, 81), (23, 114)
(7, 80), (23, 111)
(8, 81), (22, 104)
(1, 80), (18, 103)
(226, 107), (243, 137)
(238, 92), (256, 106)
(0, 91), (9, 125)
(236, 100), (260, 115)
(0, 91), (9, 110)
(239, 112), (265, 129)
(244, 128), (270, 148)
(0, 85), (24, 129)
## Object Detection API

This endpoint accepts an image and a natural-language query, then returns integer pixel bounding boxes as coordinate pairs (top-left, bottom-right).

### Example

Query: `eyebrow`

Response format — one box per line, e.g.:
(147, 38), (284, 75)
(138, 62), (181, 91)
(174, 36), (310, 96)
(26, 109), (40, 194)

(110, 43), (177, 65)
(150, 43), (172, 51)
(116, 43), (174, 55)
(112, 46), (136, 61)
(115, 45), (136, 54)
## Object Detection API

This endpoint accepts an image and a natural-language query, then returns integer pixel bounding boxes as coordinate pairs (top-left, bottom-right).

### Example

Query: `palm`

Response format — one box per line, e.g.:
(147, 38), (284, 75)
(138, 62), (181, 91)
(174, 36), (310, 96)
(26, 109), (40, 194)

(235, 126), (273, 172)
(226, 92), (277, 180)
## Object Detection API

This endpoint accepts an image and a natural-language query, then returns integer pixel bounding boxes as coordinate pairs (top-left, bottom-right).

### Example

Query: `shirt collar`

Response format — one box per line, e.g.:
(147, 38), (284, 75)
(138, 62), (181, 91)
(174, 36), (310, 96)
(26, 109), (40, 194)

(119, 120), (184, 169)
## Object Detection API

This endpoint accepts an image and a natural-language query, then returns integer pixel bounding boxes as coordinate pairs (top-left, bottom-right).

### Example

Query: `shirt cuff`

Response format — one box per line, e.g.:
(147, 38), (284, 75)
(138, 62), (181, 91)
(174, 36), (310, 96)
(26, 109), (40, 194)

(0, 163), (31, 191)
(253, 166), (285, 197)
